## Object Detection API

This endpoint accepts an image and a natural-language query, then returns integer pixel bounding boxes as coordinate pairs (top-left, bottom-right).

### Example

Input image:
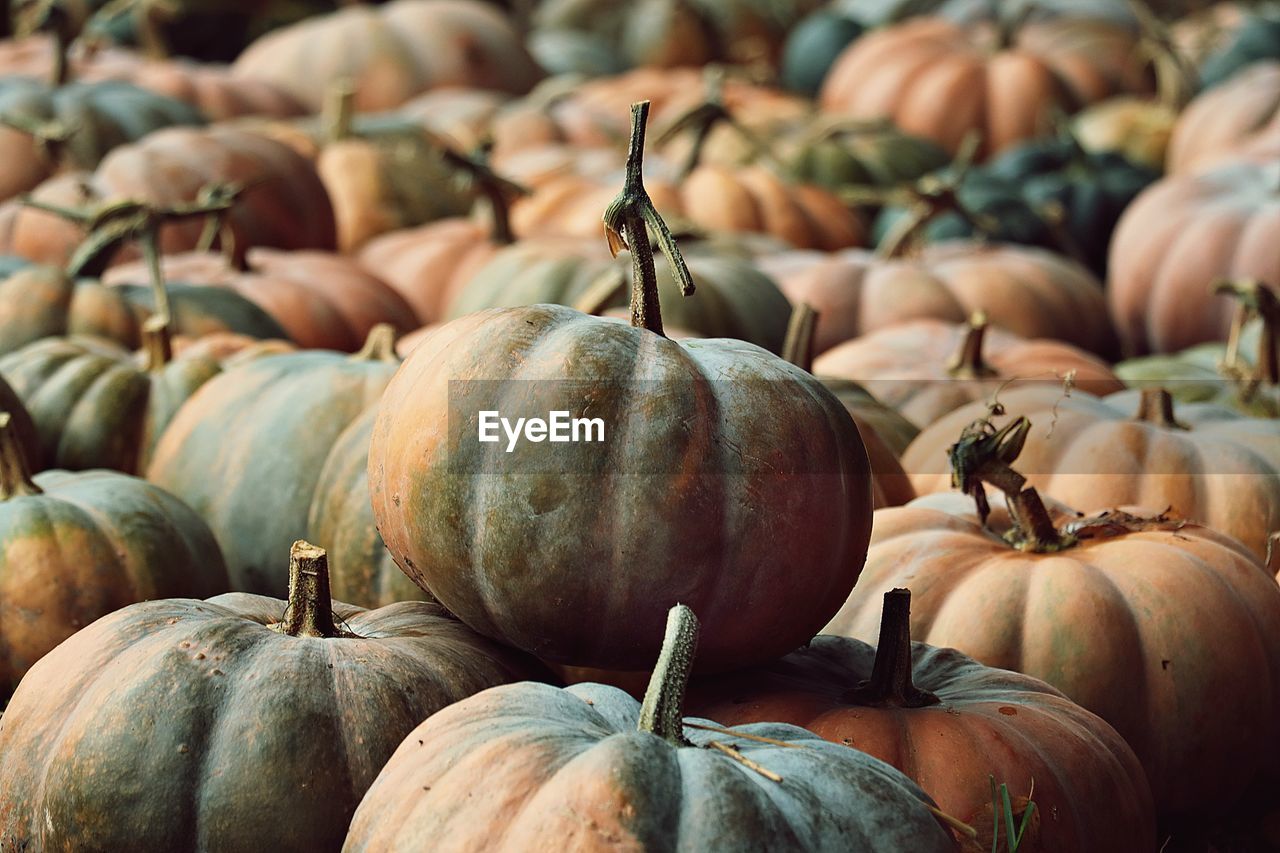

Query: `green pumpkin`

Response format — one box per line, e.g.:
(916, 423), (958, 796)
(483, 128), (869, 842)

(147, 326), (401, 594)
(785, 119), (950, 191)
(0, 78), (204, 202)
(874, 136), (1159, 276)
(0, 327), (220, 474)
(779, 9), (867, 95)
(1198, 10), (1280, 89)
(448, 243), (793, 353)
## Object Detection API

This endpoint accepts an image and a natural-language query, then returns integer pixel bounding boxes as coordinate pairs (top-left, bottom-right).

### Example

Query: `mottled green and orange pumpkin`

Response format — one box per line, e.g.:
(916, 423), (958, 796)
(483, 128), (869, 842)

(369, 103), (872, 671)
(0, 411), (229, 696)
(0, 540), (549, 850)
(345, 604), (956, 852)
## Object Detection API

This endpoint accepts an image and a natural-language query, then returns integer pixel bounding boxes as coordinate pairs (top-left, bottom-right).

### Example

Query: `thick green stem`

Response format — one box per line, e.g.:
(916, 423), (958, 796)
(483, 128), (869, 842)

(0, 413), (41, 499)
(602, 101), (695, 339)
(350, 323), (399, 362)
(843, 589), (939, 708)
(277, 541), (342, 638)
(1134, 387), (1188, 430)
(945, 312), (997, 379)
(638, 604), (699, 745)
(781, 302), (817, 372)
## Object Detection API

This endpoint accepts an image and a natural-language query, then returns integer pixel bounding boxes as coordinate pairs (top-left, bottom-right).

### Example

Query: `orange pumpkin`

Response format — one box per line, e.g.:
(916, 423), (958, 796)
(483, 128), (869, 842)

(814, 314), (1124, 428)
(904, 386), (1280, 559)
(1107, 160), (1279, 355)
(1166, 60), (1280, 175)
(231, 0), (542, 113)
(828, 418), (1280, 815)
(757, 241), (1118, 357)
(690, 590), (1157, 851)
(820, 16), (1149, 158)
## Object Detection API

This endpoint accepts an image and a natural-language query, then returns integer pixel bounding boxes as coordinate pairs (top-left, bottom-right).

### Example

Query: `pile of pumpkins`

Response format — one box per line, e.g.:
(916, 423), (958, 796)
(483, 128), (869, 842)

(0, 0), (1278, 849)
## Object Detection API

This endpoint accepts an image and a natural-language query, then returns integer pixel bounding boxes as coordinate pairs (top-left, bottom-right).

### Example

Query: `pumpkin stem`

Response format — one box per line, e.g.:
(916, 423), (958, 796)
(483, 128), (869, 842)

(350, 323), (399, 362)
(0, 412), (41, 500)
(1133, 387), (1188, 430)
(1128, 0), (1199, 110)
(1006, 487), (1073, 552)
(653, 67), (782, 180)
(0, 114), (73, 167)
(781, 302), (817, 372)
(276, 540), (353, 639)
(948, 412), (1030, 528)
(638, 604), (699, 746)
(603, 101), (695, 339)
(140, 314), (172, 370)
(878, 131), (990, 259)
(945, 311), (998, 379)
(19, 0), (78, 85)
(1267, 533), (1280, 578)
(843, 589), (940, 708)
(323, 78), (357, 143)
(437, 140), (527, 245)
(1216, 279), (1280, 387)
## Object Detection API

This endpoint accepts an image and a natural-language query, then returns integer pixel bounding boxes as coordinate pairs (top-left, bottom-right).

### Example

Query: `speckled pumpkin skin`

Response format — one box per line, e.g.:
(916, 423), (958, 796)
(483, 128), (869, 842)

(0, 468), (230, 695)
(369, 304), (873, 671)
(148, 348), (399, 595)
(343, 681), (955, 852)
(0, 594), (549, 850)
(308, 406), (431, 608)
(0, 336), (220, 474)
(689, 636), (1156, 852)
(823, 499), (1280, 815)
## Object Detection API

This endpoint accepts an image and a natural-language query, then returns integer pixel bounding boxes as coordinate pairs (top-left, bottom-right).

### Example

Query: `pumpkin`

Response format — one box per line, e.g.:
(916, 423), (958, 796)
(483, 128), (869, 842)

(1115, 279), (1278, 417)
(819, 16), (1150, 158)
(446, 238), (795, 353)
(689, 589), (1157, 851)
(903, 385), (1280, 559)
(0, 263), (289, 356)
(825, 420), (1280, 815)
(778, 7), (867, 96)
(1107, 160), (1279, 355)
(231, 0), (543, 113)
(148, 325), (401, 595)
(0, 125), (336, 268)
(1166, 60), (1280, 175)
(0, 379), (37, 464)
(756, 241), (1118, 357)
(0, 320), (218, 474)
(0, 77), (203, 202)
(1193, 7), (1280, 89)
(308, 406), (430, 609)
(368, 102), (872, 671)
(813, 313), (1125, 429)
(0, 411), (229, 695)
(103, 249), (418, 353)
(0, 540), (550, 850)
(782, 303), (915, 509)
(345, 604), (956, 852)
(779, 117), (951, 193)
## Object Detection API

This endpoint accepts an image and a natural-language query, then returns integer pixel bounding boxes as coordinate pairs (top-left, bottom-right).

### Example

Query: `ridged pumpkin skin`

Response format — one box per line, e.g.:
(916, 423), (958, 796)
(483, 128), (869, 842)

(1167, 61), (1280, 175)
(757, 242), (1118, 357)
(104, 249), (418, 352)
(821, 377), (918, 457)
(0, 588), (548, 850)
(0, 335), (220, 474)
(148, 340), (400, 594)
(0, 375), (38, 461)
(0, 126), (336, 268)
(819, 17), (1147, 158)
(369, 303), (873, 671)
(0, 460), (230, 695)
(344, 681), (955, 852)
(0, 78), (204, 202)
(449, 243), (794, 353)
(822, 499), (1280, 815)
(904, 387), (1280, 559)
(689, 635), (1157, 852)
(308, 406), (429, 608)
(232, 0), (543, 112)
(814, 318), (1124, 429)
(1107, 161), (1280, 356)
